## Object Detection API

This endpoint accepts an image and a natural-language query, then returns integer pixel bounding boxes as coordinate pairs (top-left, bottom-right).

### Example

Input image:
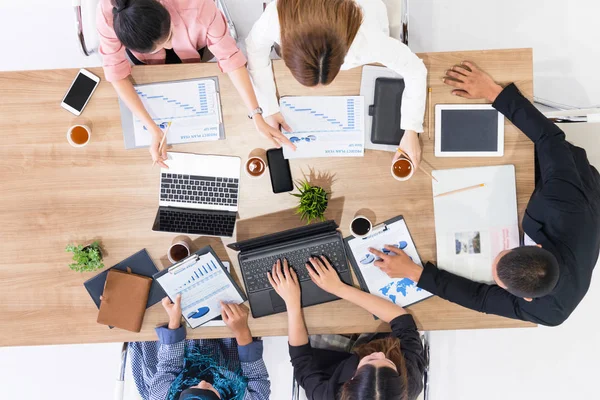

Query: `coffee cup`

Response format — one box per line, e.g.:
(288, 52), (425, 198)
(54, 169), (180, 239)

(245, 156), (267, 179)
(168, 241), (191, 264)
(350, 215), (373, 238)
(391, 156), (414, 181)
(67, 124), (91, 148)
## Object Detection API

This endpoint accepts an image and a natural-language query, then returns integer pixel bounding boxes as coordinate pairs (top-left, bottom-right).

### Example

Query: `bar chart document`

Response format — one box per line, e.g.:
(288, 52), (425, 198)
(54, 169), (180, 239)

(120, 77), (224, 149)
(280, 96), (365, 159)
(155, 253), (244, 328)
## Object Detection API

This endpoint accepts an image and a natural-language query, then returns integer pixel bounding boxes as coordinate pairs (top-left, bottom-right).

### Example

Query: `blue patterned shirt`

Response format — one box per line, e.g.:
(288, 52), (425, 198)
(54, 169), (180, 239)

(129, 325), (270, 400)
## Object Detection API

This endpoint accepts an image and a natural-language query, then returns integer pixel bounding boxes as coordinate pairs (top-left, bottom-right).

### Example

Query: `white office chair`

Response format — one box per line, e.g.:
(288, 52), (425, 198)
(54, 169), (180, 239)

(72, 0), (238, 57)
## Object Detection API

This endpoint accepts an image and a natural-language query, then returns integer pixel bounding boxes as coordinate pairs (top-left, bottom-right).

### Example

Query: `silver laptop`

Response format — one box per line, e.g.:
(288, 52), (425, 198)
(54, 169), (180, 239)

(152, 152), (240, 237)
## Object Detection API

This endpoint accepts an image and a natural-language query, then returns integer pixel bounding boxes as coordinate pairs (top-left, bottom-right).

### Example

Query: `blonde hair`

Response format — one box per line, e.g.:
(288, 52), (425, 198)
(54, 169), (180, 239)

(278, 0), (363, 86)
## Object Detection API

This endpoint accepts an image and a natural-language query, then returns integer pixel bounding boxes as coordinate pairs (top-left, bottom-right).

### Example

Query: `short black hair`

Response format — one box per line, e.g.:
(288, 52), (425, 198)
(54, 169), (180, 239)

(112, 0), (171, 53)
(496, 246), (560, 298)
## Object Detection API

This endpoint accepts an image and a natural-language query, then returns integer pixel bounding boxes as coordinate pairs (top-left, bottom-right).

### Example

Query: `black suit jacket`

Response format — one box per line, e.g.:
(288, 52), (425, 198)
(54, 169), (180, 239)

(417, 84), (600, 326)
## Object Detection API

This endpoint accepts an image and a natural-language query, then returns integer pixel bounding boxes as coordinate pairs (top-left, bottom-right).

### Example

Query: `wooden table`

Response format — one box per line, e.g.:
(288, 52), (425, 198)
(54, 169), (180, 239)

(0, 49), (535, 347)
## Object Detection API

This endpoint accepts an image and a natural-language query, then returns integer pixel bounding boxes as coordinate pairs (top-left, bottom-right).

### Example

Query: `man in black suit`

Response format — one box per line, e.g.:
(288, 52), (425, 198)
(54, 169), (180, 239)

(370, 62), (600, 326)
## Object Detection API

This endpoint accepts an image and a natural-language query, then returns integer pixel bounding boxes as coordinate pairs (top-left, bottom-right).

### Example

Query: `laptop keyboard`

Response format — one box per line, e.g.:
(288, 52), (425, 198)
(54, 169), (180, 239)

(160, 174), (239, 207)
(241, 240), (349, 293)
(157, 208), (236, 237)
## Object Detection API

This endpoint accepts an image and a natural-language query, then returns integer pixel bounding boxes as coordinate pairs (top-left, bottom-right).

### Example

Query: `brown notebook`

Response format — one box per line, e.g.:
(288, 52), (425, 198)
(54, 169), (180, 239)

(97, 269), (153, 332)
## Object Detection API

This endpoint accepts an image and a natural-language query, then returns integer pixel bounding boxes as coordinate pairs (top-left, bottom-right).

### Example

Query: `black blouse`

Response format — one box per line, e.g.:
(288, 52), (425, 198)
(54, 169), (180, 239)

(289, 314), (426, 400)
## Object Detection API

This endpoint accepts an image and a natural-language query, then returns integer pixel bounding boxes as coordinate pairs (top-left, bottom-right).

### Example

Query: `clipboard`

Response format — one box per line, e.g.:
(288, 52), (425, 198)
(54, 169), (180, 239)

(119, 77), (225, 149)
(344, 215), (433, 308)
(153, 246), (247, 329)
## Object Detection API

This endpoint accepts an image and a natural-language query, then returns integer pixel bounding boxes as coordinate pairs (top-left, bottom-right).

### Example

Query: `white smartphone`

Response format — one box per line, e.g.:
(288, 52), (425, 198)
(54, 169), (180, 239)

(60, 69), (100, 116)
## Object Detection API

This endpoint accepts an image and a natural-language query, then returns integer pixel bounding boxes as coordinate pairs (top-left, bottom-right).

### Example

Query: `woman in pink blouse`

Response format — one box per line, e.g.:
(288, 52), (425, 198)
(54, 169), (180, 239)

(97, 0), (294, 167)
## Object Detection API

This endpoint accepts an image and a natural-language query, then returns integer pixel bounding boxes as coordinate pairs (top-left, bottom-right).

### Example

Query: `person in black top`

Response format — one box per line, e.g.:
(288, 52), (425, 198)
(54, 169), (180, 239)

(267, 256), (426, 400)
(370, 61), (600, 327)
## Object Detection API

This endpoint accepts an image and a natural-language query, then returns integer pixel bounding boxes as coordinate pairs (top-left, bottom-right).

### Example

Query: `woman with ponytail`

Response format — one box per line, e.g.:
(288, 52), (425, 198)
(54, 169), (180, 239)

(97, 0), (294, 168)
(268, 256), (426, 400)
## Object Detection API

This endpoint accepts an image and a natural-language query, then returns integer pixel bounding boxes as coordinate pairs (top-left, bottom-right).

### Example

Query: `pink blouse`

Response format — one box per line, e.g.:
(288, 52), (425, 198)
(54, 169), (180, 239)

(97, 0), (246, 82)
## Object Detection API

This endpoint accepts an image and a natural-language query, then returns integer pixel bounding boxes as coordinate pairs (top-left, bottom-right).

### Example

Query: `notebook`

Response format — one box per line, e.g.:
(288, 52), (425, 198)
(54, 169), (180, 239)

(97, 269), (153, 332)
(432, 165), (520, 283)
(369, 78), (405, 145)
(83, 249), (165, 310)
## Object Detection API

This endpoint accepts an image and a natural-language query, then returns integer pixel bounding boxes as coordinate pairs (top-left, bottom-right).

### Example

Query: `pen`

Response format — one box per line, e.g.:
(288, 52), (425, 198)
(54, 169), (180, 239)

(434, 183), (486, 198)
(153, 122), (172, 167)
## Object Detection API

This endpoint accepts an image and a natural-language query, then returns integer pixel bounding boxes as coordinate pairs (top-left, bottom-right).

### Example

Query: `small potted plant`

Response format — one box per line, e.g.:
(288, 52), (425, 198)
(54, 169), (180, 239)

(65, 241), (105, 272)
(292, 179), (329, 224)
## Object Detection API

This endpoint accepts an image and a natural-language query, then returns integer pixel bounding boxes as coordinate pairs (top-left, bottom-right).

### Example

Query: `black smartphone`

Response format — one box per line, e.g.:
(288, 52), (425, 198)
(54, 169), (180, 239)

(266, 148), (293, 193)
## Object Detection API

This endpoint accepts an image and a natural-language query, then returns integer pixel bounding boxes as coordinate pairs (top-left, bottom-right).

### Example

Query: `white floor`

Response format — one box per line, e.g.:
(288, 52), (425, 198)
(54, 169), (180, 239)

(1, 1), (599, 399)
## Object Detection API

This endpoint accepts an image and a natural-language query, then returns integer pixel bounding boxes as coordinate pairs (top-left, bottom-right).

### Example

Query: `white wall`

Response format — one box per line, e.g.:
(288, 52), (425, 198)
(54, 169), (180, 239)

(408, 0), (600, 108)
(0, 1), (599, 399)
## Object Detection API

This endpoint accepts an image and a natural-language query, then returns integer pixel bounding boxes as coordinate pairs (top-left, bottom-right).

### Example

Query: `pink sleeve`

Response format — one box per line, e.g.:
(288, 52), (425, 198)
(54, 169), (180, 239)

(96, 2), (131, 82)
(203, 1), (247, 73)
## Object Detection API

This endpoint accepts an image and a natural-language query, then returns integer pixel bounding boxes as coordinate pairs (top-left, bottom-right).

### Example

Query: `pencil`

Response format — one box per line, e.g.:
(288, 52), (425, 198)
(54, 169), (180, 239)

(153, 122), (172, 166)
(427, 87), (433, 140)
(395, 148), (438, 182)
(434, 183), (486, 198)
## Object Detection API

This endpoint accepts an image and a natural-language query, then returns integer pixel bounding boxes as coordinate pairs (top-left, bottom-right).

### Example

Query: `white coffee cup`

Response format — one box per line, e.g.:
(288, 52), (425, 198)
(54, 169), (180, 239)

(168, 241), (191, 264)
(391, 156), (415, 182)
(245, 156), (267, 179)
(350, 215), (373, 238)
(66, 124), (91, 148)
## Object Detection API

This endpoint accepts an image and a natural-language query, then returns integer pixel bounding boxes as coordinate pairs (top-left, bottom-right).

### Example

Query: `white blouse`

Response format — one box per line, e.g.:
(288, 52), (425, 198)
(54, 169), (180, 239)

(245, 0), (427, 133)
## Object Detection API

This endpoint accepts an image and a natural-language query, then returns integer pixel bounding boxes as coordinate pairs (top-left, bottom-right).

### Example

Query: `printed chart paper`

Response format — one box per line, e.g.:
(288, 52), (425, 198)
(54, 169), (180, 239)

(280, 96), (365, 159)
(156, 254), (243, 328)
(132, 79), (222, 147)
(347, 219), (432, 307)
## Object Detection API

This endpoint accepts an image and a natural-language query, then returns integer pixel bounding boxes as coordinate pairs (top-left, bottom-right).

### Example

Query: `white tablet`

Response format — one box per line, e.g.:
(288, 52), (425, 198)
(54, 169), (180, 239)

(435, 104), (504, 157)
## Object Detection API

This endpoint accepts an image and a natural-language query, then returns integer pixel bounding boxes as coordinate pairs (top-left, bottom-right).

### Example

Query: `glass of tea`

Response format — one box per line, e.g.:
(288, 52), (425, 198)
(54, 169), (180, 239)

(67, 125), (91, 148)
(391, 156), (414, 181)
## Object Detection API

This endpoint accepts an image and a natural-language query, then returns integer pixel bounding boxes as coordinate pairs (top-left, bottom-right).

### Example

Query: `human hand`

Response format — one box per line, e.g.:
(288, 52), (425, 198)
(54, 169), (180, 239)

(255, 114), (296, 150)
(221, 302), (253, 346)
(394, 130), (422, 171)
(267, 259), (301, 309)
(149, 125), (168, 168)
(161, 294), (182, 330)
(306, 256), (346, 297)
(369, 246), (424, 282)
(443, 61), (504, 102)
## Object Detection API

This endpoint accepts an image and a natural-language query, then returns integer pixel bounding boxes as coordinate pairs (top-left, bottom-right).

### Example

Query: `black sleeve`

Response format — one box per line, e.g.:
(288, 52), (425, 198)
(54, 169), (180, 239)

(417, 262), (543, 323)
(288, 343), (334, 400)
(390, 314), (426, 399)
(492, 84), (584, 198)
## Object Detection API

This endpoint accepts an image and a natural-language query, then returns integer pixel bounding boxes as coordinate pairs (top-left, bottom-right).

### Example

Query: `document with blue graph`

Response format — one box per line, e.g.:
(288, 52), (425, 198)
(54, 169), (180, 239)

(280, 96), (365, 159)
(119, 77), (224, 149)
(344, 216), (433, 308)
(155, 251), (245, 328)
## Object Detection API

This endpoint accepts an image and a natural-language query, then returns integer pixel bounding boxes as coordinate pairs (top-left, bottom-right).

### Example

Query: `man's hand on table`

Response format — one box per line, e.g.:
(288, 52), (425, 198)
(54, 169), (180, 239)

(161, 294), (182, 330)
(369, 246), (424, 283)
(443, 61), (504, 102)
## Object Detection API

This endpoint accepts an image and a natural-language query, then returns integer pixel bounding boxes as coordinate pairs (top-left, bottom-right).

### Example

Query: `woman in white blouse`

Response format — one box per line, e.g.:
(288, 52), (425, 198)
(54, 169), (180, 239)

(246, 0), (427, 168)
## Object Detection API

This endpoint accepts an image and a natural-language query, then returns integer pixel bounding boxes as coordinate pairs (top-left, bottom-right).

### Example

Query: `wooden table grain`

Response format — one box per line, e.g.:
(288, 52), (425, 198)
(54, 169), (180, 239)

(0, 49), (535, 347)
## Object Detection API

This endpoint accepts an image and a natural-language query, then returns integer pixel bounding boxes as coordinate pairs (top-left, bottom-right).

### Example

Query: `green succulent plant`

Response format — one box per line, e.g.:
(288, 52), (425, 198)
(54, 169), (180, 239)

(291, 180), (329, 224)
(65, 241), (104, 272)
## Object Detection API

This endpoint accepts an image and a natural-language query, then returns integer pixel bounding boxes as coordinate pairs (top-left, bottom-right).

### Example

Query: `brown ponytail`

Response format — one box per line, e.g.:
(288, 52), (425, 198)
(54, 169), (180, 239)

(277, 0), (363, 87)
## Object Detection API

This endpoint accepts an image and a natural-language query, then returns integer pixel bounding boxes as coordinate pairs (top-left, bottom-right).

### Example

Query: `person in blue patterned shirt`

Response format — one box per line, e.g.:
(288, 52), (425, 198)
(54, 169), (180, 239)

(129, 294), (270, 400)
